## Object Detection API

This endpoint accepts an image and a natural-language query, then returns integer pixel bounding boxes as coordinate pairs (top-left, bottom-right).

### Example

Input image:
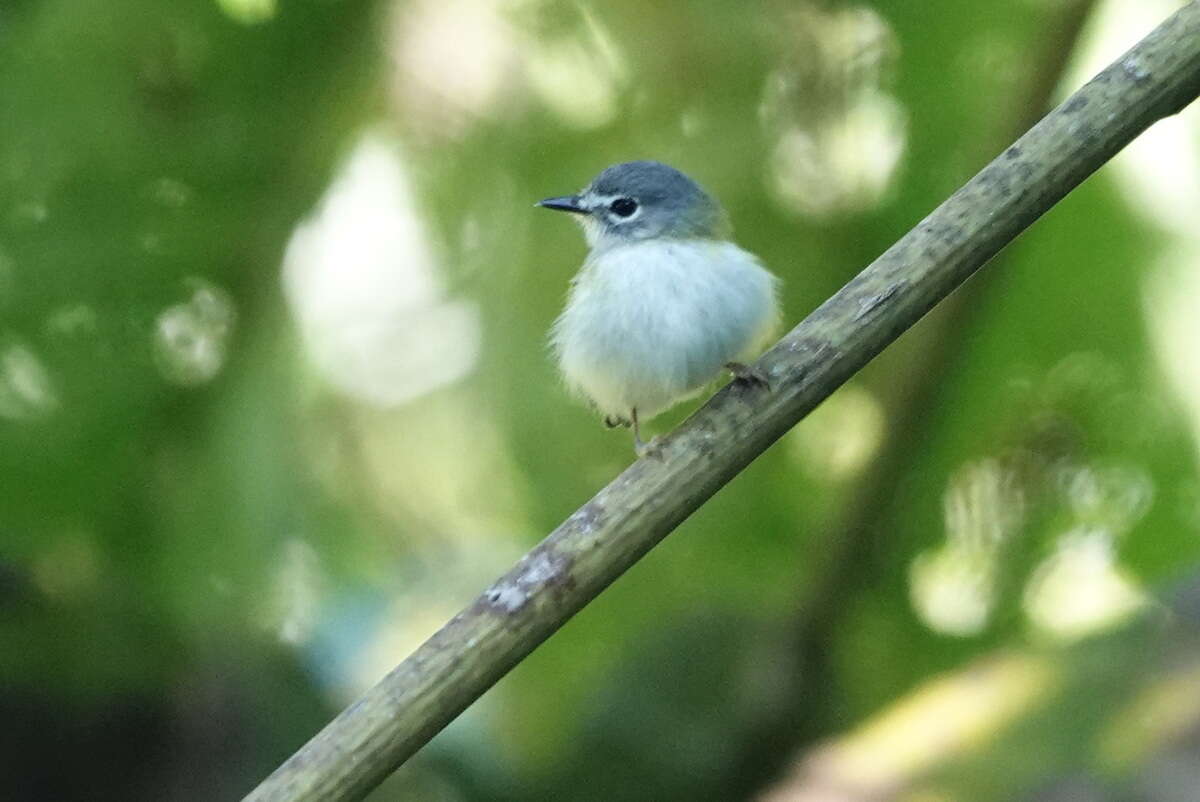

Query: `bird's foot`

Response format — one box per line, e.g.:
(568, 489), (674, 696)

(725, 361), (771, 390)
(604, 415), (631, 429)
(630, 407), (662, 459)
(634, 434), (663, 459)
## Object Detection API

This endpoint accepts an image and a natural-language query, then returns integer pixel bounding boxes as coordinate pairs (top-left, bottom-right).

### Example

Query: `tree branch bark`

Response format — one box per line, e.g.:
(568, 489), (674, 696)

(725, 1), (1104, 794)
(245, 4), (1200, 800)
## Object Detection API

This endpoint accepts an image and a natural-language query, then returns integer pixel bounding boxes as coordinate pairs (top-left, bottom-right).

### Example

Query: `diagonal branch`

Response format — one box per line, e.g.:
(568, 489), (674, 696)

(725, 1), (1104, 794)
(245, 4), (1200, 800)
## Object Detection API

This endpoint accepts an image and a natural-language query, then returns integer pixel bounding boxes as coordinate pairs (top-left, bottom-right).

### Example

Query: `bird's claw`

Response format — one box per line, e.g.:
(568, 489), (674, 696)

(634, 435), (663, 459)
(725, 361), (771, 390)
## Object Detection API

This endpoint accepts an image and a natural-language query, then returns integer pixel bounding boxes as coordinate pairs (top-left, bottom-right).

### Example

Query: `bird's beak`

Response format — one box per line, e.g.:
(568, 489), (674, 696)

(536, 195), (589, 214)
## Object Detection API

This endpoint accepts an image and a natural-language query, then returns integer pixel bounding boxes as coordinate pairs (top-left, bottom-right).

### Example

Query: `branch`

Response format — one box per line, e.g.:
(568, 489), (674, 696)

(245, 5), (1200, 800)
(723, 0), (1104, 792)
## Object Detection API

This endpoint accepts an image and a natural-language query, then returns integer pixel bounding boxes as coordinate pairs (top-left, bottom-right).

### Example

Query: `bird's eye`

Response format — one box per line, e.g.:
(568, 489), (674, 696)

(609, 197), (638, 218)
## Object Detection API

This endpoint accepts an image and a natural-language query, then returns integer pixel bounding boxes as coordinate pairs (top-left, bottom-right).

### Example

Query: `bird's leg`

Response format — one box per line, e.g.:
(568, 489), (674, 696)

(604, 414), (630, 429)
(725, 361), (770, 390)
(629, 407), (654, 458)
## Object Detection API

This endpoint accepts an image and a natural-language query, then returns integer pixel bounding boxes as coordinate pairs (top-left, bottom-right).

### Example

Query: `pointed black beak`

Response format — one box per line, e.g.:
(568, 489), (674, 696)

(536, 195), (589, 214)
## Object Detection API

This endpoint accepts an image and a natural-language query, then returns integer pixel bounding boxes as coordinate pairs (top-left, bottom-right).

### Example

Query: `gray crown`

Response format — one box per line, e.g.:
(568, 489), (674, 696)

(539, 160), (731, 242)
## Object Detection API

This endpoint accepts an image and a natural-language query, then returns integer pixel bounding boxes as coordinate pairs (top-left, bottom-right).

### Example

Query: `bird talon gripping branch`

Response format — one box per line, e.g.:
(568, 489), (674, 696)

(724, 361), (771, 390)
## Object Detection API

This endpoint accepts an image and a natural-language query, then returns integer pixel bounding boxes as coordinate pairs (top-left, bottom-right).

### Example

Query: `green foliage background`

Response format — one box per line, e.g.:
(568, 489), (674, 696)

(2, 0), (1199, 800)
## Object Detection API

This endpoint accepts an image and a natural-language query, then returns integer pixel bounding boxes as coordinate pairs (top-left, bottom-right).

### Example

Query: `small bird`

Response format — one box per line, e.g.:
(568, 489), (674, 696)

(538, 160), (781, 454)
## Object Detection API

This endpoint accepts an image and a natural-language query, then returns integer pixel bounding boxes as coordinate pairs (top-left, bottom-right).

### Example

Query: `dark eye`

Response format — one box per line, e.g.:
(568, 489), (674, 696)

(609, 197), (638, 217)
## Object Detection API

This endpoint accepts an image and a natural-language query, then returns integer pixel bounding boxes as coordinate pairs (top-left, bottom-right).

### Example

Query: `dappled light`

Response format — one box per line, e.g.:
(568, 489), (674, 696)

(1072, 0), (1200, 472)
(789, 383), (887, 481)
(759, 5), (906, 219)
(0, 341), (58, 420)
(1098, 659), (1200, 772)
(1148, 259), (1200, 452)
(259, 538), (326, 647)
(521, 5), (626, 130)
(1023, 526), (1148, 640)
(391, 0), (522, 137)
(283, 134), (481, 406)
(911, 459), (1024, 636)
(6, 0), (1200, 799)
(153, 280), (236, 386)
(216, 0), (277, 25)
(390, 0), (626, 136)
(761, 654), (1057, 802)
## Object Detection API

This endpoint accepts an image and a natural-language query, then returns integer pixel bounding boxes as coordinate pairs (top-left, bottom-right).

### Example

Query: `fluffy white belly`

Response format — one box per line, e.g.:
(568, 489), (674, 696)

(551, 238), (780, 421)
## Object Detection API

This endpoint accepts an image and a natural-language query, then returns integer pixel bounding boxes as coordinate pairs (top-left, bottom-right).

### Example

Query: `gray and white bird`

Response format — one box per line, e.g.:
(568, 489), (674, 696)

(538, 160), (781, 453)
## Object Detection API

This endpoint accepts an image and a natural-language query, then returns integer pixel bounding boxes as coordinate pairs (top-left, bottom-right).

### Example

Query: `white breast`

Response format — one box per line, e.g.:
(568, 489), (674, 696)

(551, 238), (780, 421)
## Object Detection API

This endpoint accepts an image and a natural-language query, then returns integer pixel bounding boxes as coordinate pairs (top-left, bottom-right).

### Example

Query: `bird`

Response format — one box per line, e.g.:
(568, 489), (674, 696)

(538, 160), (781, 454)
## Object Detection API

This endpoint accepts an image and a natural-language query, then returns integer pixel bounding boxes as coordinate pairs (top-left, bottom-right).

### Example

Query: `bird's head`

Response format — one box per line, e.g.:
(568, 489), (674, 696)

(538, 160), (730, 249)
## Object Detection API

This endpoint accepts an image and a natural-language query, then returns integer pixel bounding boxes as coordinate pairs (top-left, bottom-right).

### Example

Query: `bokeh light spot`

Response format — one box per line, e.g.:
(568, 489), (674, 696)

(215, 0), (276, 25)
(0, 339), (59, 421)
(910, 460), (1025, 636)
(153, 279), (236, 386)
(283, 132), (481, 406)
